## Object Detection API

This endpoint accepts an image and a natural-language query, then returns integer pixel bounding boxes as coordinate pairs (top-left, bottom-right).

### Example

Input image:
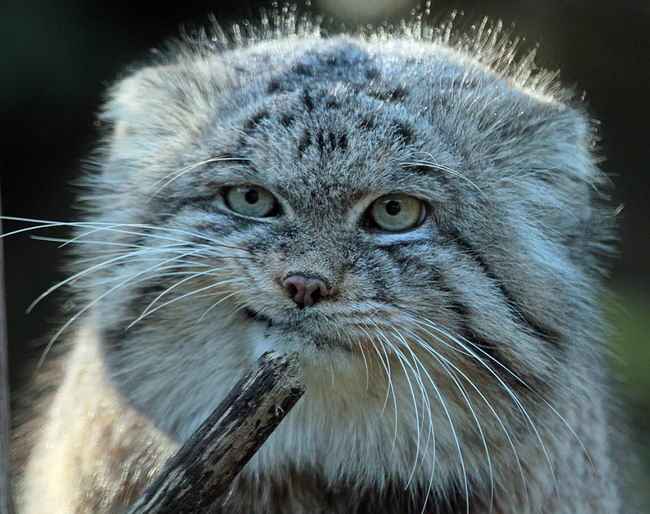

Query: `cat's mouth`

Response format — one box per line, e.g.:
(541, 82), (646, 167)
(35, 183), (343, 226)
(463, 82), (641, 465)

(242, 307), (349, 351)
(243, 307), (306, 331)
(243, 307), (278, 328)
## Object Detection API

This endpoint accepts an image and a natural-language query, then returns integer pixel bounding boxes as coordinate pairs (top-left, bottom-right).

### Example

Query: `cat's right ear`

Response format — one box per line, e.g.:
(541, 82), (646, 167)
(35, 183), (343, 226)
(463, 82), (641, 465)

(98, 61), (228, 161)
(100, 66), (179, 159)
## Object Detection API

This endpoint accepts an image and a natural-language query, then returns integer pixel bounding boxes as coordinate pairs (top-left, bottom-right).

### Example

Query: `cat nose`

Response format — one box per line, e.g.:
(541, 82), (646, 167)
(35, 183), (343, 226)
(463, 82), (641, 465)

(282, 274), (329, 308)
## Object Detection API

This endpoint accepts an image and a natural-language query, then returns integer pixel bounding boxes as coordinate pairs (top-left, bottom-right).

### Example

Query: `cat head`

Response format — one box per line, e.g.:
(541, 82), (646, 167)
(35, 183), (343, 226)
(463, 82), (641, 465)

(78, 27), (611, 447)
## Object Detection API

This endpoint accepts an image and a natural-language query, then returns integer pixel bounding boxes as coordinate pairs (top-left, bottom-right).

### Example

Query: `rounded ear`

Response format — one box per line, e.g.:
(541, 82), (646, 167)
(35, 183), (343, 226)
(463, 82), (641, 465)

(478, 92), (596, 183)
(98, 66), (185, 163)
(487, 94), (611, 264)
(464, 84), (607, 225)
(99, 59), (233, 162)
(102, 67), (176, 141)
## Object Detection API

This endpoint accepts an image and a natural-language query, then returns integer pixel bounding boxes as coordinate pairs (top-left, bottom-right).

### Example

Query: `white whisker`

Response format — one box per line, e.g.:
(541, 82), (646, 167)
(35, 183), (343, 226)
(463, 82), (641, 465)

(196, 289), (244, 323)
(358, 324), (400, 455)
(387, 328), (435, 481)
(37, 248), (202, 366)
(130, 276), (247, 327)
(370, 321), (426, 487)
(147, 156), (250, 199)
(399, 325), (498, 512)
(133, 270), (236, 323)
(1, 216), (251, 253)
(395, 306), (559, 494)
(407, 152), (491, 203)
(26, 245), (194, 313)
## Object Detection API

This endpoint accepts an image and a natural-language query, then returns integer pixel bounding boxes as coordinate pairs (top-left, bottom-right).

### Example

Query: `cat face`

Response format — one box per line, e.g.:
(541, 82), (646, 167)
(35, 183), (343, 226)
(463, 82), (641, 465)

(80, 37), (608, 479)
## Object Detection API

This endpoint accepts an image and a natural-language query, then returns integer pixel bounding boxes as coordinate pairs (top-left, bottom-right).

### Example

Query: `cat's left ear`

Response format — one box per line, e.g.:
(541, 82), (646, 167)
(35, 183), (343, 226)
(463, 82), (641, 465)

(480, 93), (600, 188)
(485, 93), (612, 258)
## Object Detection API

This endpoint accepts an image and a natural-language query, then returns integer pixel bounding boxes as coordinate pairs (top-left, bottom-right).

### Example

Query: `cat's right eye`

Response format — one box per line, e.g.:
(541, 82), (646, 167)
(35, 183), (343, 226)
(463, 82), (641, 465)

(223, 185), (279, 218)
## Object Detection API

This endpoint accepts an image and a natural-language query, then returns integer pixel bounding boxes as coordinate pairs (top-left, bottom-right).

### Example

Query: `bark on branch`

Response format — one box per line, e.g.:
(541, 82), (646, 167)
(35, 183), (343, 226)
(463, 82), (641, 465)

(127, 351), (304, 513)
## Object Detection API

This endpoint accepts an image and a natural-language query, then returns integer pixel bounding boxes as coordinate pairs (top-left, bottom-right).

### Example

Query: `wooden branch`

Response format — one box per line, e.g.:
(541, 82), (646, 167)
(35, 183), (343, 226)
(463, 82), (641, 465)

(128, 351), (304, 513)
(0, 192), (15, 514)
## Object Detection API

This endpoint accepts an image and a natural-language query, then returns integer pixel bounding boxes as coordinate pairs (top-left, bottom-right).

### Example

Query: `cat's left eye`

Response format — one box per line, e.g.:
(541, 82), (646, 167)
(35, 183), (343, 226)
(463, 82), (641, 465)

(366, 194), (426, 232)
(223, 185), (279, 218)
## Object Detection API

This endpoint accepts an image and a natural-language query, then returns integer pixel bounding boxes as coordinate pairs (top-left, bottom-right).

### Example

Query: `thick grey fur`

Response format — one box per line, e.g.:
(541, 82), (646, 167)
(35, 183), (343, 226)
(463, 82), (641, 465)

(16, 8), (625, 514)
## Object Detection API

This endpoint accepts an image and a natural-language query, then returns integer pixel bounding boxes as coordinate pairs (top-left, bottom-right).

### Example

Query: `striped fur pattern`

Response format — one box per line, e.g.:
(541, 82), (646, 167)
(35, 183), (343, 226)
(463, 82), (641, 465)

(18, 10), (621, 513)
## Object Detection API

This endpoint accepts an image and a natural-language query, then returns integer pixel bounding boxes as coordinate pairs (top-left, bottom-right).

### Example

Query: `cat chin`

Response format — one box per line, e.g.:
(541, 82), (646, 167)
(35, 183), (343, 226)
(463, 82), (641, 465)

(252, 331), (274, 357)
(241, 307), (354, 357)
(250, 332), (353, 371)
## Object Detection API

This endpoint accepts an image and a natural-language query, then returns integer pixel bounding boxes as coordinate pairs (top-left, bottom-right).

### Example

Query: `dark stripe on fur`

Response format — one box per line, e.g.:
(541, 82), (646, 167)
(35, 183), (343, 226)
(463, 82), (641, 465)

(316, 131), (326, 153)
(267, 79), (282, 94)
(280, 113), (295, 127)
(244, 110), (270, 133)
(447, 231), (563, 348)
(302, 88), (314, 112)
(367, 85), (407, 102)
(293, 62), (313, 76)
(458, 329), (527, 390)
(325, 96), (340, 109)
(358, 116), (376, 131)
(391, 120), (414, 144)
(379, 241), (527, 387)
(365, 67), (381, 80)
(401, 165), (450, 186)
(298, 129), (311, 156)
(105, 282), (170, 347)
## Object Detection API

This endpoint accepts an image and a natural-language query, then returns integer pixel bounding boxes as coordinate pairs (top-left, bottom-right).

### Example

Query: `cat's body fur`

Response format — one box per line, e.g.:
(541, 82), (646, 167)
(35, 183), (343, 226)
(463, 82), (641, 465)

(17, 13), (621, 513)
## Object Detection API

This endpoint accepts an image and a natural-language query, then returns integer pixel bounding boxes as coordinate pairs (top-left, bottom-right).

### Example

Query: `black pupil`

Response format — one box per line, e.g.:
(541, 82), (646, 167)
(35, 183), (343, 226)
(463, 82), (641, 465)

(385, 200), (401, 216)
(245, 188), (259, 204)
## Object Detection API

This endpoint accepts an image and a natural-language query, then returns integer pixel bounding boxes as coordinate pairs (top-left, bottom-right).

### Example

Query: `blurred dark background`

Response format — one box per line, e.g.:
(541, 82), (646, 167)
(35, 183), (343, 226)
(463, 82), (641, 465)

(1, 0), (648, 507)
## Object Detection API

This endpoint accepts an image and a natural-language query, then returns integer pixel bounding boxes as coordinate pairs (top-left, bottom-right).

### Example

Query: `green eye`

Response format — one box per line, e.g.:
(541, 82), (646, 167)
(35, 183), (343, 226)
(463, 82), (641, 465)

(368, 194), (426, 232)
(224, 186), (278, 218)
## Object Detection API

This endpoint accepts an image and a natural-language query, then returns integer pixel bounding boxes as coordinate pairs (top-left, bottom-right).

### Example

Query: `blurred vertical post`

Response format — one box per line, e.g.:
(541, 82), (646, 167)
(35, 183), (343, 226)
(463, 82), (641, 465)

(0, 190), (14, 513)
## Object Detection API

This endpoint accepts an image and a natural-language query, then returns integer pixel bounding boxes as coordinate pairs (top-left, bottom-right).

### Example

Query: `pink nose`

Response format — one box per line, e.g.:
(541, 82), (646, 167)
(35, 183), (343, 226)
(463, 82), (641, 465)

(282, 274), (329, 308)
